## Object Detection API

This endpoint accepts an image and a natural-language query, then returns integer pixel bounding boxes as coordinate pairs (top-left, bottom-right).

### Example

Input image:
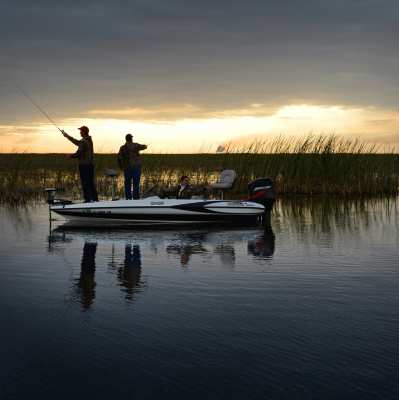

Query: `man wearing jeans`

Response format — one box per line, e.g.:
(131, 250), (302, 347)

(61, 126), (98, 202)
(118, 134), (147, 199)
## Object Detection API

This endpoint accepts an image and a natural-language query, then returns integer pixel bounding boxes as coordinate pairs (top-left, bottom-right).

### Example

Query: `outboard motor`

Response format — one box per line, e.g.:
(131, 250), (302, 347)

(247, 178), (276, 226)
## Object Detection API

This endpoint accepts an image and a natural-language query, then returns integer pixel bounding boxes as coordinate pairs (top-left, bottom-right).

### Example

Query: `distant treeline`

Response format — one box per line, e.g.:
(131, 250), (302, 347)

(0, 135), (398, 203)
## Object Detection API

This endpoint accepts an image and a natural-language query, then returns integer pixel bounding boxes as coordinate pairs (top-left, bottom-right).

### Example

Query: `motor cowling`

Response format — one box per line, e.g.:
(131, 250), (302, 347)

(247, 178), (276, 212)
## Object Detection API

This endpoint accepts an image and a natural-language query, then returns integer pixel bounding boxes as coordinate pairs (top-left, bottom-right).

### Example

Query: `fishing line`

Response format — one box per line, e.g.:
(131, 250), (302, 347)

(13, 80), (63, 132)
(4, 47), (63, 132)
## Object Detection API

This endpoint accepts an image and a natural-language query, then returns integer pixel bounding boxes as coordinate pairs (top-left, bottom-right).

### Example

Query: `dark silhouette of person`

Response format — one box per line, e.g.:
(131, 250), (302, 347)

(74, 242), (97, 310)
(117, 244), (142, 301)
(161, 175), (210, 199)
(118, 133), (147, 200)
(61, 126), (98, 202)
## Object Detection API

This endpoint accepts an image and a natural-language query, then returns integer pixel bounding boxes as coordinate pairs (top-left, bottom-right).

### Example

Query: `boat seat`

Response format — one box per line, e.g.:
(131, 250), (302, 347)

(104, 169), (119, 200)
(210, 169), (237, 199)
(104, 168), (118, 177)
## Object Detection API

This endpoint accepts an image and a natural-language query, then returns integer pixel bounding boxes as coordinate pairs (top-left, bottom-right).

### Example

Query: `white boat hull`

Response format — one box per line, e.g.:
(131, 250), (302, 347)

(51, 197), (265, 226)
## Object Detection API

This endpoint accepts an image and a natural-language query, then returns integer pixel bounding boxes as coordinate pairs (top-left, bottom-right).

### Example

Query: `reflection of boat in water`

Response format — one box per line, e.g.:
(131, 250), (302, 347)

(48, 225), (275, 309)
(51, 225), (275, 265)
(247, 228), (275, 259)
(51, 225), (271, 248)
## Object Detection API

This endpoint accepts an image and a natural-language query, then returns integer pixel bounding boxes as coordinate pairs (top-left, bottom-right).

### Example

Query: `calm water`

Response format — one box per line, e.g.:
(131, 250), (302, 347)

(1, 199), (398, 399)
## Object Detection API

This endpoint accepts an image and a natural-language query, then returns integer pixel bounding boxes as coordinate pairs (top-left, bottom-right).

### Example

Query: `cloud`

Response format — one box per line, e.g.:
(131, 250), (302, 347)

(0, 124), (49, 150)
(1, 102), (398, 153)
(87, 103), (279, 121)
(1, 0), (399, 127)
(0, 124), (46, 137)
(212, 104), (399, 149)
(1, 0), (398, 155)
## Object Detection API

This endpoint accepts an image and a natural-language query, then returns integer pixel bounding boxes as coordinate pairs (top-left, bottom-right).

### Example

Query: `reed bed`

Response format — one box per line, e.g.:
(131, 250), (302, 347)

(0, 135), (397, 203)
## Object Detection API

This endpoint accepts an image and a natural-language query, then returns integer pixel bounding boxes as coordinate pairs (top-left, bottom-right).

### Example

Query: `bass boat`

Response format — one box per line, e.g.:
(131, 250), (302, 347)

(47, 174), (276, 227)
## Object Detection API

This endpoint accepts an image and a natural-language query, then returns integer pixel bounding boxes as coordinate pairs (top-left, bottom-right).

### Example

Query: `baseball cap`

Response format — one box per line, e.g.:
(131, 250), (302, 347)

(78, 126), (89, 134)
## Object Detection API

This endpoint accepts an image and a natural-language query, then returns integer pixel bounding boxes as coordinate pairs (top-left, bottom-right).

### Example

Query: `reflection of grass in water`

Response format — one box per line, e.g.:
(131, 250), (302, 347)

(274, 196), (399, 237)
(0, 135), (398, 203)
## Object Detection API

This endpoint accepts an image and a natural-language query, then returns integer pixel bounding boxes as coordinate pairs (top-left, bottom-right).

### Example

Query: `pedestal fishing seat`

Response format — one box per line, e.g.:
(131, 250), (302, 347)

(104, 169), (119, 200)
(210, 169), (237, 199)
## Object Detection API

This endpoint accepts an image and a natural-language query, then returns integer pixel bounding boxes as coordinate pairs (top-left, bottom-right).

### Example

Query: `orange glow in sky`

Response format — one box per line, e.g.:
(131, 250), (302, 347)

(0, 104), (398, 153)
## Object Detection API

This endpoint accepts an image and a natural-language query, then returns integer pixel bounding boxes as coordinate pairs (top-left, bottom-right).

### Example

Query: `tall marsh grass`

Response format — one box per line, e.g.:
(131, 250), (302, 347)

(0, 135), (397, 203)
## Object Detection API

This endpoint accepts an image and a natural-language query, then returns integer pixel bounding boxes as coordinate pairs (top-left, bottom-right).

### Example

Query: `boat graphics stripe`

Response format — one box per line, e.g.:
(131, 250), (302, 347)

(53, 210), (260, 223)
(52, 201), (263, 213)
(173, 202), (262, 213)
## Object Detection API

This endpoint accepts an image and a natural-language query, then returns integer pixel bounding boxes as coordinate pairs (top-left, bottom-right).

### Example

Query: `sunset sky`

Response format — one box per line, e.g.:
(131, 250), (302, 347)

(0, 0), (398, 153)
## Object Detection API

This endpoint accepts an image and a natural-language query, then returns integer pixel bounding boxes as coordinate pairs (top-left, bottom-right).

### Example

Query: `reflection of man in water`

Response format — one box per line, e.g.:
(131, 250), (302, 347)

(179, 246), (193, 266)
(118, 244), (142, 301)
(214, 245), (236, 266)
(166, 244), (208, 266)
(166, 232), (209, 266)
(74, 242), (97, 310)
(247, 228), (275, 258)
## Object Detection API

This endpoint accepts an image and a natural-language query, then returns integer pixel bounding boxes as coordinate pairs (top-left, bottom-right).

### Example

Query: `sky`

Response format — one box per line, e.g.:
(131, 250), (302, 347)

(0, 0), (398, 153)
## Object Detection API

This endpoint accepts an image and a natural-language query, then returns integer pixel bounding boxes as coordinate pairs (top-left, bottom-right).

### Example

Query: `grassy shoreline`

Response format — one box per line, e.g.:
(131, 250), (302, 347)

(1, 136), (398, 202)
(0, 153), (397, 203)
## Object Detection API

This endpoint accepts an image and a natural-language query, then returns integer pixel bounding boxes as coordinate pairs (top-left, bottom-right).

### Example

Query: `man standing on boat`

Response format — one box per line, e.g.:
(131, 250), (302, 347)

(118, 133), (147, 200)
(61, 126), (99, 202)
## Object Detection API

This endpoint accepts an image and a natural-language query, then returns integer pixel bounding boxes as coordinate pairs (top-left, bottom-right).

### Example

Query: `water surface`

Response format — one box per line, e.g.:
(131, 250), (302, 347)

(1, 199), (398, 399)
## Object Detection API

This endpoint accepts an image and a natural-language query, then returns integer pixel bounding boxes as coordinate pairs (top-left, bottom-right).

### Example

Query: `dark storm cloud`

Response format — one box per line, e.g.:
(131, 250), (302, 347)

(0, 0), (398, 124)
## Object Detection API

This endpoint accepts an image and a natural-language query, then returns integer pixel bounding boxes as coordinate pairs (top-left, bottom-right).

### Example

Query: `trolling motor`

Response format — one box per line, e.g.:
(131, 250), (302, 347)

(247, 178), (276, 226)
(44, 187), (73, 224)
(44, 188), (72, 205)
(44, 187), (71, 218)
(44, 187), (57, 204)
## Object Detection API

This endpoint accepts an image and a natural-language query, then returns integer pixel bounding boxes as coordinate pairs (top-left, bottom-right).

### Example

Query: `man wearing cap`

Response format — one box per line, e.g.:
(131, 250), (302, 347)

(118, 134), (147, 200)
(160, 175), (210, 199)
(61, 126), (98, 202)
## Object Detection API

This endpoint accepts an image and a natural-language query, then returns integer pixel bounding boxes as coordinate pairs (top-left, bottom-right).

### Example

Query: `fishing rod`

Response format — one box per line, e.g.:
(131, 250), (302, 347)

(14, 81), (63, 133)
